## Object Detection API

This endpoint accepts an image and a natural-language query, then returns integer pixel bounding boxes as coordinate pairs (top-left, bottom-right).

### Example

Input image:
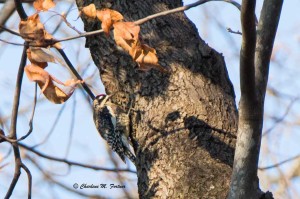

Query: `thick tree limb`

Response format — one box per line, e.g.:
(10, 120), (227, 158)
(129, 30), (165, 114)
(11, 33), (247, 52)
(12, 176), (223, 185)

(228, 0), (258, 198)
(229, 0), (283, 198)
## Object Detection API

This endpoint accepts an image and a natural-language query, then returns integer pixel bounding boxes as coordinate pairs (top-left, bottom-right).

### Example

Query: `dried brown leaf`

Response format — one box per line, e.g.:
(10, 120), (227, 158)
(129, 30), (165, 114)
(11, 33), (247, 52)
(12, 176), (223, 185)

(134, 44), (168, 73)
(19, 13), (60, 48)
(82, 4), (97, 18)
(33, 0), (55, 11)
(113, 22), (140, 52)
(97, 9), (123, 35)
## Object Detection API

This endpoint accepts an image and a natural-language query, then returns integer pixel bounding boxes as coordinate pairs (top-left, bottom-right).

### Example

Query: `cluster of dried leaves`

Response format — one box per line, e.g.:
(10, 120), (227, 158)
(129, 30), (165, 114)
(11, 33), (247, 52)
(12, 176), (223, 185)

(17, 0), (167, 104)
(81, 4), (168, 72)
(19, 13), (81, 104)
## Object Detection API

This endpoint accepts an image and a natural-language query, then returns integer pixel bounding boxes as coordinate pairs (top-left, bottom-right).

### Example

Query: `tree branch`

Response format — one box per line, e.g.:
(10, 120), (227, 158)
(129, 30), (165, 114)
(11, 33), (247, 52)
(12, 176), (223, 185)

(0, 0), (15, 33)
(26, 155), (106, 199)
(21, 163), (32, 199)
(5, 45), (28, 199)
(52, 0), (242, 44)
(229, 0), (284, 198)
(259, 154), (300, 171)
(19, 143), (137, 173)
(229, 0), (258, 198)
(14, 0), (27, 20)
(0, 25), (21, 36)
(255, 0), (284, 104)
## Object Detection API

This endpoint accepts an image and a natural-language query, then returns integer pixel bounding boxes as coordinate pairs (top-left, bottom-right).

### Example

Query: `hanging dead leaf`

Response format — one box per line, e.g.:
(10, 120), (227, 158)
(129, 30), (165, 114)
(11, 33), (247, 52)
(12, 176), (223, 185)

(29, 47), (56, 64)
(134, 44), (168, 73)
(25, 65), (80, 104)
(19, 14), (45, 43)
(33, 0), (55, 11)
(113, 22), (140, 52)
(81, 4), (97, 18)
(25, 64), (65, 93)
(27, 48), (48, 68)
(96, 9), (123, 35)
(38, 80), (74, 104)
(19, 13), (61, 48)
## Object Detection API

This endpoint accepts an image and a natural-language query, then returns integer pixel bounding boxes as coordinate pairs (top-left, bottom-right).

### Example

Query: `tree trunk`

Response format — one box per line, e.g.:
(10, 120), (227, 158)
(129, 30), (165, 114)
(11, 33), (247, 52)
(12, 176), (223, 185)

(76, 0), (238, 198)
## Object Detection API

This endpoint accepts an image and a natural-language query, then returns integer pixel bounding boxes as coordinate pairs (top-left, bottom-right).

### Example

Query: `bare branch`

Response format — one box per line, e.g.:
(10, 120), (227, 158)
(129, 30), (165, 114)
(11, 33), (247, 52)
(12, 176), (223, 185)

(263, 97), (298, 136)
(26, 155), (106, 199)
(21, 163), (32, 199)
(5, 45), (28, 198)
(230, 0), (284, 198)
(229, 0), (258, 198)
(227, 27), (242, 35)
(0, 25), (21, 36)
(19, 143), (137, 173)
(47, 9), (82, 34)
(0, 84), (37, 143)
(14, 83), (37, 142)
(259, 154), (300, 171)
(0, 0), (15, 33)
(53, 0), (242, 43)
(0, 38), (24, 46)
(14, 0), (27, 20)
(255, 0), (284, 104)
(134, 0), (241, 25)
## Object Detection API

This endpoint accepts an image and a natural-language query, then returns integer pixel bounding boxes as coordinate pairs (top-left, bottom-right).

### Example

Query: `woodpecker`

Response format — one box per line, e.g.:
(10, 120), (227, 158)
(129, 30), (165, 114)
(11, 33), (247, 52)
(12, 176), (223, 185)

(93, 94), (136, 165)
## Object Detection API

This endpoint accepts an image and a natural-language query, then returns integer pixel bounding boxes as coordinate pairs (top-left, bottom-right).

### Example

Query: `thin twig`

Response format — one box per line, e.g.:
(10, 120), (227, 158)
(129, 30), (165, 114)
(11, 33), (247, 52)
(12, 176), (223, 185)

(259, 154), (300, 170)
(15, 83), (37, 142)
(135, 0), (240, 25)
(52, 0), (242, 44)
(26, 155), (106, 199)
(0, 84), (37, 143)
(1, 0), (243, 48)
(0, 25), (21, 36)
(47, 8), (82, 34)
(21, 163), (32, 199)
(0, 38), (24, 46)
(19, 143), (137, 173)
(263, 97), (298, 136)
(227, 27), (242, 35)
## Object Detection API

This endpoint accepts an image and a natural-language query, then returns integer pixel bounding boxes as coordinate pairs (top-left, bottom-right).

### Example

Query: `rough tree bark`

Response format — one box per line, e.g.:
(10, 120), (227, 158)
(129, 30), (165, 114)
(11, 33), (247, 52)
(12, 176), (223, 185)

(76, 0), (238, 198)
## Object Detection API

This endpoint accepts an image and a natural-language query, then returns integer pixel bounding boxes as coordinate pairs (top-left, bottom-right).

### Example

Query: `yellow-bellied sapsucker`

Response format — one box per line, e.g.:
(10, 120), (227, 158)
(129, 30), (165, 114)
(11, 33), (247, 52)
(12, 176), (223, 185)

(93, 94), (136, 165)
